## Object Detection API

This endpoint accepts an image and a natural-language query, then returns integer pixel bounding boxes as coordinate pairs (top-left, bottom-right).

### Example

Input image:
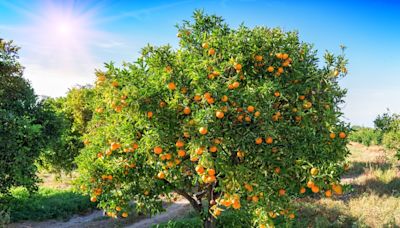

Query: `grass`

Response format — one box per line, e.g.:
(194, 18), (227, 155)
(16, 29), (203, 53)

(0, 187), (96, 223)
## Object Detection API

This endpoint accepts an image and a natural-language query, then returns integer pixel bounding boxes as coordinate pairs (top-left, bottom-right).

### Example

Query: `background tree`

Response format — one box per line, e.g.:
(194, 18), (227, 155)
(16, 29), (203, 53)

(76, 11), (349, 227)
(39, 86), (94, 173)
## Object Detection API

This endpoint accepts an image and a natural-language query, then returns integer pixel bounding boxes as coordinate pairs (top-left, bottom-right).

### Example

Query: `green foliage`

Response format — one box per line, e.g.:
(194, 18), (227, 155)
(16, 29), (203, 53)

(0, 38), (48, 194)
(382, 131), (400, 151)
(348, 126), (382, 146)
(76, 11), (349, 226)
(374, 110), (400, 133)
(0, 187), (96, 223)
(39, 86), (94, 173)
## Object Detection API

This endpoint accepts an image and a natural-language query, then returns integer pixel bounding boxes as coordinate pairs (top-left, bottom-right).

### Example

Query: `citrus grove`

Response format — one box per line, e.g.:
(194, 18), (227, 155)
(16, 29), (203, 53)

(76, 11), (349, 227)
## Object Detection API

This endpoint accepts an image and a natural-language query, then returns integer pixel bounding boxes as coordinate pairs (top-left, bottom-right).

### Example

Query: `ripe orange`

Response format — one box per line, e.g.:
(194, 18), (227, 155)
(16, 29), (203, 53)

(332, 184), (343, 195)
(232, 199), (241, 209)
(159, 101), (166, 108)
(110, 142), (121, 151)
(237, 150), (245, 158)
(339, 132), (347, 139)
(157, 171), (165, 179)
(112, 81), (119, 87)
(278, 67), (284, 73)
(165, 153), (172, 160)
(195, 147), (204, 155)
(199, 127), (208, 135)
(175, 140), (184, 148)
(206, 175), (216, 183)
(289, 213), (295, 219)
(216, 111), (224, 119)
(267, 66), (274, 72)
(275, 53), (283, 59)
(195, 165), (205, 174)
(254, 111), (261, 117)
(311, 185), (320, 193)
(202, 42), (209, 49)
(329, 132), (336, 139)
(278, 189), (286, 196)
(154, 146), (163, 154)
(147, 111), (153, 118)
(90, 196), (97, 202)
(183, 107), (191, 115)
(282, 60), (290, 67)
(234, 63), (242, 71)
(325, 189), (332, 197)
(265, 137), (273, 144)
(221, 95), (228, 102)
(214, 208), (221, 216)
(255, 55), (263, 61)
(252, 195), (259, 203)
(214, 138), (221, 144)
(208, 48), (215, 55)
(274, 167), (281, 174)
(207, 97), (215, 104)
(207, 169), (216, 176)
(232, 81), (240, 88)
(300, 187), (306, 194)
(121, 212), (128, 218)
(204, 92), (212, 99)
(209, 146), (218, 153)
(177, 149), (186, 157)
(255, 137), (263, 145)
(299, 95), (305, 100)
(244, 183), (253, 192)
(303, 101), (312, 109)
(247, 106), (255, 113)
(282, 53), (289, 60)
(116, 206), (122, 212)
(168, 82), (176, 90)
(307, 180), (315, 188)
(333, 70), (339, 77)
(194, 95), (202, 101)
(274, 91), (280, 97)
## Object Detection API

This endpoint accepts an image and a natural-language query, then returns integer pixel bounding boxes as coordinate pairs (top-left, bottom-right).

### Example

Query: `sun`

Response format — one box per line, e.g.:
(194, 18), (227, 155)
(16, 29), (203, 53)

(56, 21), (72, 36)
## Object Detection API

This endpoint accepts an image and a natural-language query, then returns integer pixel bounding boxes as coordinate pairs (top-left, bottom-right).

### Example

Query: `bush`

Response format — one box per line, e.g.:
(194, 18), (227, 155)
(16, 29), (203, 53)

(382, 131), (400, 151)
(348, 127), (382, 146)
(0, 187), (96, 223)
(76, 11), (349, 227)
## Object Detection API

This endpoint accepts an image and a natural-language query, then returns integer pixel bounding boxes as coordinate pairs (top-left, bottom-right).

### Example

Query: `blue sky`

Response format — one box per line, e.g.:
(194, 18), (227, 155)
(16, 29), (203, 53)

(1, 0), (399, 127)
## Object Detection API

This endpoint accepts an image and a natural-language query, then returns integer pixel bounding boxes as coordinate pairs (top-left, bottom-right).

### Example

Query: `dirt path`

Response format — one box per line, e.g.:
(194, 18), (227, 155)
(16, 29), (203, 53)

(8, 198), (191, 228)
(126, 198), (191, 228)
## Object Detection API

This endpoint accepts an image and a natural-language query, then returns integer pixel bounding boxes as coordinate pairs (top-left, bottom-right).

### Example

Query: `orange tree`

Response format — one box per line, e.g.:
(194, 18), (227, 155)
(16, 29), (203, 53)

(76, 11), (349, 227)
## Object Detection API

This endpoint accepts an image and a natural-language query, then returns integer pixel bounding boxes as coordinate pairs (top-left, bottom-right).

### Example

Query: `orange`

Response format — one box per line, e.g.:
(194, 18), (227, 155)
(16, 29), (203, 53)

(244, 183), (253, 192)
(332, 184), (343, 195)
(175, 140), (184, 148)
(310, 167), (318, 176)
(195, 147), (204, 155)
(110, 142), (121, 151)
(255, 137), (263, 145)
(147, 111), (153, 118)
(299, 95), (305, 100)
(307, 180), (315, 188)
(265, 137), (273, 144)
(206, 175), (216, 183)
(275, 53), (283, 59)
(329, 132), (336, 139)
(232, 199), (241, 209)
(247, 105), (255, 112)
(216, 111), (224, 119)
(232, 81), (240, 88)
(165, 66), (172, 73)
(282, 60), (290, 67)
(288, 213), (295, 219)
(178, 149), (186, 157)
(221, 95), (228, 102)
(325, 189), (332, 197)
(207, 169), (216, 176)
(278, 189), (286, 196)
(154, 146), (163, 154)
(195, 165), (205, 174)
(199, 127), (208, 135)
(339, 132), (346, 139)
(278, 67), (284, 73)
(282, 53), (289, 60)
(300, 187), (306, 194)
(112, 81), (119, 87)
(311, 185), (320, 193)
(159, 101), (166, 108)
(214, 208), (221, 216)
(157, 171), (165, 179)
(333, 70), (339, 77)
(209, 146), (218, 153)
(252, 195), (259, 203)
(214, 138), (221, 144)
(165, 153), (172, 160)
(183, 132), (190, 138)
(274, 91), (280, 97)
(121, 212), (128, 218)
(116, 206), (122, 211)
(234, 63), (242, 71)
(90, 196), (97, 202)
(208, 48), (215, 55)
(204, 92), (212, 99)
(237, 150), (245, 158)
(267, 66), (274, 72)
(255, 55), (263, 61)
(274, 167), (281, 174)
(168, 82), (176, 90)
(194, 95), (202, 101)
(202, 42), (209, 49)
(183, 107), (191, 115)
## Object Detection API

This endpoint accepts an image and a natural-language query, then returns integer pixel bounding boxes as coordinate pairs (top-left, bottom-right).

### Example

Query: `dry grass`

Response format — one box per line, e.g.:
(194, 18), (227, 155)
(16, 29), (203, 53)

(295, 142), (400, 228)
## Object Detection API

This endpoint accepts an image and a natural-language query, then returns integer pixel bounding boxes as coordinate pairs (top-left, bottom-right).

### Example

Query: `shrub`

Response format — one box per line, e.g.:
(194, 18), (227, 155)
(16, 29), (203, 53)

(76, 11), (349, 227)
(348, 127), (382, 146)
